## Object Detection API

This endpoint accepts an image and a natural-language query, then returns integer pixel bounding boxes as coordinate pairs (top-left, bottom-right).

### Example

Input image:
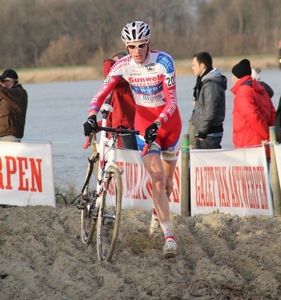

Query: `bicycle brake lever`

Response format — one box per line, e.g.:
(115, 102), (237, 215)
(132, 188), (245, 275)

(83, 136), (91, 149)
(140, 140), (152, 156)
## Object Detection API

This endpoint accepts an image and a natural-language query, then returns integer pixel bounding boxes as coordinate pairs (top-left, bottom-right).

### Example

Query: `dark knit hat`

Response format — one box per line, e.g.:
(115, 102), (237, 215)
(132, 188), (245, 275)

(232, 59), (251, 78)
(0, 69), (18, 81)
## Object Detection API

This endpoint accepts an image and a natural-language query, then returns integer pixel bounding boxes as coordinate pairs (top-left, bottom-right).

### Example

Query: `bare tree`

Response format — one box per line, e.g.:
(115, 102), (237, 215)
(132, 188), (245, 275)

(0, 0), (280, 68)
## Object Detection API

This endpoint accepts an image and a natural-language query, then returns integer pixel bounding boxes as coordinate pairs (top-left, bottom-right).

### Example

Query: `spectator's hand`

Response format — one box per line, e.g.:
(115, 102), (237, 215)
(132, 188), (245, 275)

(196, 132), (207, 140)
(83, 115), (97, 136)
(144, 123), (158, 143)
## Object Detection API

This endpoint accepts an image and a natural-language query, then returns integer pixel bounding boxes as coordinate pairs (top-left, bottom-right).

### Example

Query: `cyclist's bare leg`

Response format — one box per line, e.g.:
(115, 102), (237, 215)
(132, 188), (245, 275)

(143, 152), (169, 223)
(143, 152), (177, 258)
(162, 159), (177, 198)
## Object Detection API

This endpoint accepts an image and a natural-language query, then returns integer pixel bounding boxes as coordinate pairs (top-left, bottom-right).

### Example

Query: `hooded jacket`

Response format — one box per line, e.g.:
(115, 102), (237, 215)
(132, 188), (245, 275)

(191, 68), (227, 139)
(231, 75), (276, 157)
(102, 59), (135, 129)
(0, 83), (28, 138)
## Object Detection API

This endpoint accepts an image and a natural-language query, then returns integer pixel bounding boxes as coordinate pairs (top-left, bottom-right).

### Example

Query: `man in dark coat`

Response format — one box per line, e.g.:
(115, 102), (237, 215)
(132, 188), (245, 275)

(0, 69), (28, 142)
(191, 52), (227, 149)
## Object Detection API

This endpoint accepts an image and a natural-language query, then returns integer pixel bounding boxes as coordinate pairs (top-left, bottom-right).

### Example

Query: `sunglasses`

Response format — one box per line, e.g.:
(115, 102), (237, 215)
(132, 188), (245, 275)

(127, 42), (148, 50)
(1, 79), (11, 83)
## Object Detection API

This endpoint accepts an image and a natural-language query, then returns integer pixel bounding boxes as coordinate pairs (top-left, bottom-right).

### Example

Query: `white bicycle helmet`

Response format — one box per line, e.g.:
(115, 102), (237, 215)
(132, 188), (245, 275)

(121, 21), (151, 43)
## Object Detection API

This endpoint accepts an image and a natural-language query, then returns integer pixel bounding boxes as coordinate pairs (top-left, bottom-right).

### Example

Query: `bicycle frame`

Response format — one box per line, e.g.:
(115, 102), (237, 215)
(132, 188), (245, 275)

(79, 103), (150, 261)
(97, 108), (118, 190)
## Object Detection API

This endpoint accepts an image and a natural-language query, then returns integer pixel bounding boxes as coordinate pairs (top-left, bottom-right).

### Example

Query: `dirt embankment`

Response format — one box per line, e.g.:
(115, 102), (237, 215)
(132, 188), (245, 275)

(1, 205), (281, 299)
(17, 54), (279, 84)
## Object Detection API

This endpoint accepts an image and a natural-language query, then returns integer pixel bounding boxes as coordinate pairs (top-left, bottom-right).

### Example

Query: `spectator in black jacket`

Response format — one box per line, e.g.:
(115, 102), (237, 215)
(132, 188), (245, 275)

(191, 52), (227, 149)
(0, 69), (28, 142)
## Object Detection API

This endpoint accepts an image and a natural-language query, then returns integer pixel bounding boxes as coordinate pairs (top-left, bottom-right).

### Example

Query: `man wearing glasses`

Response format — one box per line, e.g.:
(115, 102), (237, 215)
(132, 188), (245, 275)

(0, 69), (28, 142)
(83, 21), (182, 258)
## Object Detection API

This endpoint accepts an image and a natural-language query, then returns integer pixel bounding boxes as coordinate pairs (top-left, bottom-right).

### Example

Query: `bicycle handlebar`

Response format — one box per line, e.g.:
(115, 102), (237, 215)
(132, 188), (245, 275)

(82, 126), (152, 155)
(97, 126), (140, 135)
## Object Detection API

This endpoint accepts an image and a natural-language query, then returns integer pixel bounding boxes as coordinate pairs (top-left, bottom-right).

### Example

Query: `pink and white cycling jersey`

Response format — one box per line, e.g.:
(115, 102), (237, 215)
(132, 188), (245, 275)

(88, 50), (182, 159)
(89, 50), (181, 125)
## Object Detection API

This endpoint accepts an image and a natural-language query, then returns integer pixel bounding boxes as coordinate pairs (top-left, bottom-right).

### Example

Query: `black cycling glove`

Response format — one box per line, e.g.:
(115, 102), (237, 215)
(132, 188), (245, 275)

(144, 123), (158, 143)
(83, 115), (97, 136)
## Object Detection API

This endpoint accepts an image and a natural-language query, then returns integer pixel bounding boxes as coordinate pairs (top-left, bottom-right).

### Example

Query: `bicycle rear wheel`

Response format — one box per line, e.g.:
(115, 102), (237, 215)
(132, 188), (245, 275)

(80, 154), (99, 245)
(81, 203), (96, 244)
(97, 165), (122, 261)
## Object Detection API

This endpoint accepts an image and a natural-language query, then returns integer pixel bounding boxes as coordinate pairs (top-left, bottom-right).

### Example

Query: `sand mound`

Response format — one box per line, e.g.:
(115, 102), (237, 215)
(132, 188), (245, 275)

(1, 205), (281, 299)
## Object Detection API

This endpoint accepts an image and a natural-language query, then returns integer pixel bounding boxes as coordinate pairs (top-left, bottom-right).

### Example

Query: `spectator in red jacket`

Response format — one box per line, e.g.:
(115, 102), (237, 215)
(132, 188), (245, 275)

(102, 51), (137, 149)
(231, 59), (276, 158)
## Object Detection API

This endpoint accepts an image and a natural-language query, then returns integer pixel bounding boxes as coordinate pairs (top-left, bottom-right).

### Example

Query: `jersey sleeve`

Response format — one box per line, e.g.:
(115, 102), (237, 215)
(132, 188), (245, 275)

(156, 53), (177, 123)
(88, 74), (122, 114)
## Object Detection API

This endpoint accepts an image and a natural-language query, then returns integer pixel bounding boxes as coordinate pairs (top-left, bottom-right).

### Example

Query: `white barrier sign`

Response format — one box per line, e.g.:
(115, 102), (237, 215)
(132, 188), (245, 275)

(0, 142), (55, 207)
(190, 147), (273, 216)
(116, 149), (181, 215)
(273, 144), (281, 186)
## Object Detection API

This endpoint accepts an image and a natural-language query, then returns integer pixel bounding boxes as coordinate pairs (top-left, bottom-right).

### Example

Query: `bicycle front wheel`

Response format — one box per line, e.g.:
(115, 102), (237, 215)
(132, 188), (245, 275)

(97, 165), (122, 262)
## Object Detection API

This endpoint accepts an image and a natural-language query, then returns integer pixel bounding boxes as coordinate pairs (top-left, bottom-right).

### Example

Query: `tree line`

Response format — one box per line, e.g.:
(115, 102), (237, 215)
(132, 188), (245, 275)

(1, 0), (280, 69)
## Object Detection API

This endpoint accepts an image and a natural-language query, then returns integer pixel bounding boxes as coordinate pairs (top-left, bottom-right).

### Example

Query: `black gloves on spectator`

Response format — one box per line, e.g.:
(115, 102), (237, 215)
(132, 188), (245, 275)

(196, 132), (207, 139)
(83, 115), (97, 136)
(144, 123), (158, 143)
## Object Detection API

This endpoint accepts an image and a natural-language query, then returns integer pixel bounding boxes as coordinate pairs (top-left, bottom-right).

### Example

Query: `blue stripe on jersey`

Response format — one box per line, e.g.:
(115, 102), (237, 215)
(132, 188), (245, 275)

(89, 105), (99, 112)
(130, 83), (163, 95)
(156, 53), (174, 73)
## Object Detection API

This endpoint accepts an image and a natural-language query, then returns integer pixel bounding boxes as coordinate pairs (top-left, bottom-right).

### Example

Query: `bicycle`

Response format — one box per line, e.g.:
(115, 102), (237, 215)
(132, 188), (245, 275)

(77, 103), (149, 262)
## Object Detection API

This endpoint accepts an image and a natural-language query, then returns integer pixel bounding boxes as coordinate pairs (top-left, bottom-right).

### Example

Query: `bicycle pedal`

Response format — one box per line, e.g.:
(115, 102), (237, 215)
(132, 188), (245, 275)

(105, 220), (114, 228)
(82, 194), (90, 201)
(76, 199), (88, 210)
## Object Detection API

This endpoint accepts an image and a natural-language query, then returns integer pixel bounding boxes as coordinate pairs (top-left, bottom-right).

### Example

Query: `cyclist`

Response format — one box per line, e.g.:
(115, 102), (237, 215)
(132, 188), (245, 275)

(83, 21), (182, 259)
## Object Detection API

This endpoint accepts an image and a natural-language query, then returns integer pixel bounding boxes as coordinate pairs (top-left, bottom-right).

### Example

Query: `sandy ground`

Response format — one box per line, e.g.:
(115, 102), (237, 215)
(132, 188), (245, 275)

(1, 204), (281, 300)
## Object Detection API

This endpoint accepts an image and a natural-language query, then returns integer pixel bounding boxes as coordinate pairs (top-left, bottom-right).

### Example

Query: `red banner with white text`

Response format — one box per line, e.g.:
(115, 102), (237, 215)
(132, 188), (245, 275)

(0, 142), (55, 207)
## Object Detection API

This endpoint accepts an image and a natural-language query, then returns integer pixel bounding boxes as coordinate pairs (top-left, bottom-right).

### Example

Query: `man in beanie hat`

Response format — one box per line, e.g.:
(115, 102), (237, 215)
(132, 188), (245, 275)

(231, 59), (276, 159)
(0, 69), (28, 142)
(231, 59), (252, 79)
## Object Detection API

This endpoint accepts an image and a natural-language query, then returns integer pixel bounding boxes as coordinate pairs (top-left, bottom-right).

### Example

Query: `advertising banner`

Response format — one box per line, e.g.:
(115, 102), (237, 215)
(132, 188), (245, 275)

(190, 147), (273, 216)
(0, 142), (55, 207)
(117, 149), (182, 215)
(273, 144), (281, 186)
